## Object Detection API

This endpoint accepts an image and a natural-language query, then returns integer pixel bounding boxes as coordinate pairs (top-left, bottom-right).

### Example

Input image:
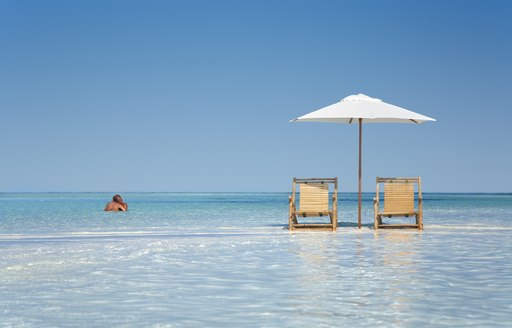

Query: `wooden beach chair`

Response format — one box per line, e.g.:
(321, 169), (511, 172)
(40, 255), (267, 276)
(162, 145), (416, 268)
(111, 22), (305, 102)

(373, 177), (423, 230)
(288, 178), (338, 231)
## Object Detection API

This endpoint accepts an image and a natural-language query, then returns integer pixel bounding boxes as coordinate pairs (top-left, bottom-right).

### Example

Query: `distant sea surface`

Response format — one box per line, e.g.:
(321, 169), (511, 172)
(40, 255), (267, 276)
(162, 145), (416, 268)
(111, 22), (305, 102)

(1, 193), (512, 327)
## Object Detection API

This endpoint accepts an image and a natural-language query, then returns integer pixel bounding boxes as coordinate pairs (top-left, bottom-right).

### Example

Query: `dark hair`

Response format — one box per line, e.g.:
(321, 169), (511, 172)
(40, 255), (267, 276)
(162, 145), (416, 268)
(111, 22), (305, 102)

(113, 194), (122, 203)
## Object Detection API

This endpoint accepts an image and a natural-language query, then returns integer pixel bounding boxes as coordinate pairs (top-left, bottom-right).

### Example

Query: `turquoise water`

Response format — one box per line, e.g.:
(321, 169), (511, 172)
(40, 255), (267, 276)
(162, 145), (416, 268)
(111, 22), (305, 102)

(1, 193), (512, 327)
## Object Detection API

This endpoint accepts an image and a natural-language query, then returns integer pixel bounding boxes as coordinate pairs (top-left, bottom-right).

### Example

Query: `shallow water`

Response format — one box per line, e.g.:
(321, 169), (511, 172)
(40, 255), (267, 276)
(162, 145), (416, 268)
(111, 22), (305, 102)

(1, 193), (512, 327)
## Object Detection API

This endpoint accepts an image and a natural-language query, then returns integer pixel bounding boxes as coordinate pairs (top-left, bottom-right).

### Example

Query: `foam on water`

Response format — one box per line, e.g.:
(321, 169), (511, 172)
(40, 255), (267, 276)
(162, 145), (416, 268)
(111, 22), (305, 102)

(1, 193), (512, 327)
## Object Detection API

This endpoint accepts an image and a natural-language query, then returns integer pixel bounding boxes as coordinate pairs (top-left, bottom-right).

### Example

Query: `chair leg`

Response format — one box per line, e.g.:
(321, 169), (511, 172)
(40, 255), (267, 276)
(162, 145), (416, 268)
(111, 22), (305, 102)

(417, 213), (423, 230)
(334, 212), (337, 231)
(289, 214), (297, 230)
(288, 199), (297, 230)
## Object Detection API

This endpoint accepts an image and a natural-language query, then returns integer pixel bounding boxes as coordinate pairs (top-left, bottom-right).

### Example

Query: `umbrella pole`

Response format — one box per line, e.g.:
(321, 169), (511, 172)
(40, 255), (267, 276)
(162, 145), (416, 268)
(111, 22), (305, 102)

(358, 118), (362, 229)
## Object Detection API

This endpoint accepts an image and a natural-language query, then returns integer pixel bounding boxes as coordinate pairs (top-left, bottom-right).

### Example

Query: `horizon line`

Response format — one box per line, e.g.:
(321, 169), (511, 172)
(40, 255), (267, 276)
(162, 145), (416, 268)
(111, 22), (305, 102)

(1, 191), (511, 195)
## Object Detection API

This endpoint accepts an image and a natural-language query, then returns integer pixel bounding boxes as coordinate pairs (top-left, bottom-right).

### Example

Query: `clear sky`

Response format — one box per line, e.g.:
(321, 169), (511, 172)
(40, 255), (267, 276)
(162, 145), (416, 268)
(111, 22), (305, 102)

(1, 0), (511, 192)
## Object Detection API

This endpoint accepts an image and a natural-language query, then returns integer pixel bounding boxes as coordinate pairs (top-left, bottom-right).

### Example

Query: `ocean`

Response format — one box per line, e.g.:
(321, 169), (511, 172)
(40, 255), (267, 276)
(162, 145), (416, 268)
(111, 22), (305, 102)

(1, 192), (511, 327)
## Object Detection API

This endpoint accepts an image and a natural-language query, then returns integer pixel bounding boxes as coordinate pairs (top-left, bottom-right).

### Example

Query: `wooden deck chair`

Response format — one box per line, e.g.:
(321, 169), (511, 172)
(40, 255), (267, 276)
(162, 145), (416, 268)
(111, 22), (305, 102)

(288, 178), (338, 231)
(374, 177), (423, 230)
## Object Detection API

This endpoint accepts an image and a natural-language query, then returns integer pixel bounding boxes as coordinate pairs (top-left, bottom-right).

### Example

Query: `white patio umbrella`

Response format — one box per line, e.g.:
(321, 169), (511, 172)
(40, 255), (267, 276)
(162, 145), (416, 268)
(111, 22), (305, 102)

(290, 93), (436, 228)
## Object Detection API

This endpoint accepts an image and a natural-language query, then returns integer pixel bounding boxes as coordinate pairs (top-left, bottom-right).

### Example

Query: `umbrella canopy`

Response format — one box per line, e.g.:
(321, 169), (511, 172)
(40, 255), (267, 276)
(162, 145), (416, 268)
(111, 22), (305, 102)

(290, 93), (436, 228)
(291, 93), (435, 124)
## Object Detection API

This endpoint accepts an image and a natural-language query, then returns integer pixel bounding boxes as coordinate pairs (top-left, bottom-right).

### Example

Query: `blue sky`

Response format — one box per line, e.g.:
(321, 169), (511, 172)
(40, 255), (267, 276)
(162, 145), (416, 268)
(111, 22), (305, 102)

(1, 0), (511, 192)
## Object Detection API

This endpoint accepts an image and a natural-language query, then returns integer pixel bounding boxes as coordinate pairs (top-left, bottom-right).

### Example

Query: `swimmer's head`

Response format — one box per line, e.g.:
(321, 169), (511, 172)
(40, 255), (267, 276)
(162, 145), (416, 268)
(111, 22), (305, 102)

(113, 194), (123, 203)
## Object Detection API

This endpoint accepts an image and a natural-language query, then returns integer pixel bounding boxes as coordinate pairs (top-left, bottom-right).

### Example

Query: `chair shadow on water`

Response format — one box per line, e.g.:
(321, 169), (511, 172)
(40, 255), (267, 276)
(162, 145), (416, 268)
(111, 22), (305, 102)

(274, 221), (374, 230)
(336, 221), (374, 228)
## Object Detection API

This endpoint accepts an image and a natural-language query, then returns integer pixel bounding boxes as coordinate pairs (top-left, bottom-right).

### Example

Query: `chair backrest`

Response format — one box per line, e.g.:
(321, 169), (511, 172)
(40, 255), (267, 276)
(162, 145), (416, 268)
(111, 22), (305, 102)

(384, 182), (414, 213)
(299, 182), (329, 212)
(292, 178), (337, 212)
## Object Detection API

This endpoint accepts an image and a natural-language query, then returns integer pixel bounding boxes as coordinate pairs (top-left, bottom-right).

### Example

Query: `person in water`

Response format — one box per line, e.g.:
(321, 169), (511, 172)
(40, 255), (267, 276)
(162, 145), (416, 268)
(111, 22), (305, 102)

(104, 194), (128, 211)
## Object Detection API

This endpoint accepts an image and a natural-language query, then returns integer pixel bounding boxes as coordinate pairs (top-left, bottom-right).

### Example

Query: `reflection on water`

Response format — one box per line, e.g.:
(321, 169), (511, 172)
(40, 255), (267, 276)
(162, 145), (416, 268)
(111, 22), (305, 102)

(376, 231), (420, 273)
(1, 193), (512, 327)
(373, 231), (421, 325)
